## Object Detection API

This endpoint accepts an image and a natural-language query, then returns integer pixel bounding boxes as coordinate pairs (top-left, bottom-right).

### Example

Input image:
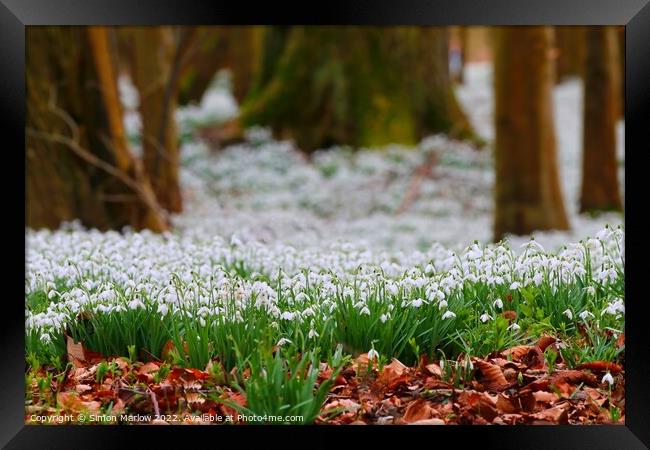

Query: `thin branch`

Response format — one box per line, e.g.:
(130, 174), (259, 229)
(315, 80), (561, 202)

(395, 151), (439, 216)
(148, 387), (161, 418)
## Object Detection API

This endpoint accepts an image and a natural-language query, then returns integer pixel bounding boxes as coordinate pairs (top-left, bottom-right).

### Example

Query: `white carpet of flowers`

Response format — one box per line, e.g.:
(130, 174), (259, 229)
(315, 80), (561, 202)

(25, 64), (625, 367)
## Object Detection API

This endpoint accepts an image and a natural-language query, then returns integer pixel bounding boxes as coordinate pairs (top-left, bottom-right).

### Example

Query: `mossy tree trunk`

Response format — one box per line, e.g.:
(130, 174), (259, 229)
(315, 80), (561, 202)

(122, 26), (183, 213)
(239, 26), (475, 152)
(26, 27), (168, 232)
(493, 27), (570, 241)
(177, 26), (264, 106)
(579, 26), (622, 213)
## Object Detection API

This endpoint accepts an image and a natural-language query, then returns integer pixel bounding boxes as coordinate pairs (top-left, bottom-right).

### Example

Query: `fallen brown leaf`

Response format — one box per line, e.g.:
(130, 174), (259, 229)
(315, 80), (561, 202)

(402, 398), (436, 423)
(575, 361), (623, 374)
(472, 358), (511, 391)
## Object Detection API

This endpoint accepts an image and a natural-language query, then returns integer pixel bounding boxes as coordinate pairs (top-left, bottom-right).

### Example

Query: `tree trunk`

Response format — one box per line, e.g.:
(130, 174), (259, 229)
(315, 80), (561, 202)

(579, 26), (622, 213)
(493, 27), (570, 241)
(239, 26), (476, 152)
(554, 26), (585, 82)
(26, 27), (168, 232)
(616, 26), (625, 119)
(177, 26), (264, 106)
(126, 27), (183, 213)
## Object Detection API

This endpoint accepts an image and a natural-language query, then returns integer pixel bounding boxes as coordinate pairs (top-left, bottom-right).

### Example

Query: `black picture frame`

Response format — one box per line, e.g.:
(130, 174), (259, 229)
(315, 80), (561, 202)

(3, 0), (649, 448)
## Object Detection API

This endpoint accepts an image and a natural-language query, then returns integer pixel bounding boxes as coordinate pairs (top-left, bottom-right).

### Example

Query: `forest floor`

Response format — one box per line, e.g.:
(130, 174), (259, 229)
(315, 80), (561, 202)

(25, 63), (625, 425)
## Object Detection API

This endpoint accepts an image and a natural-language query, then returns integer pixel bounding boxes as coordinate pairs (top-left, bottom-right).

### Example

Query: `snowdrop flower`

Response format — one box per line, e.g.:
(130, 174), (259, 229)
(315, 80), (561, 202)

(562, 309), (573, 320)
(295, 292), (309, 302)
(276, 337), (292, 347)
(533, 272), (544, 286)
(367, 348), (379, 361)
(480, 313), (493, 323)
(128, 298), (144, 310)
(493, 298), (503, 309)
(199, 317), (206, 327)
(230, 234), (243, 247)
(438, 300), (448, 310)
(280, 311), (295, 321)
(157, 304), (169, 315)
(602, 372), (614, 386)
(308, 329), (319, 339)
(586, 285), (596, 296)
(442, 310), (456, 320)
(509, 282), (520, 290)
(40, 333), (52, 344)
(380, 313), (388, 323)
(602, 299), (625, 316)
(411, 298), (423, 308)
(579, 310), (595, 321)
(508, 323), (521, 331)
(47, 290), (58, 300)
(360, 306), (371, 316)
(596, 227), (613, 241)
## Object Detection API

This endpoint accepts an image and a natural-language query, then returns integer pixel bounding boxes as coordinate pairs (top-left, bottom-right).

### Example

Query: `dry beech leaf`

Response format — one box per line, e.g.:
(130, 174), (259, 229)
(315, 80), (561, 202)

(353, 353), (373, 374)
(496, 394), (518, 414)
(473, 358), (510, 391)
(409, 418), (445, 425)
(402, 398), (436, 423)
(458, 391), (499, 421)
(379, 358), (408, 386)
(551, 370), (597, 386)
(530, 402), (570, 424)
(575, 361), (623, 374)
(533, 391), (559, 404)
(424, 363), (442, 377)
(74, 384), (93, 394)
(57, 391), (101, 415)
(537, 335), (556, 352)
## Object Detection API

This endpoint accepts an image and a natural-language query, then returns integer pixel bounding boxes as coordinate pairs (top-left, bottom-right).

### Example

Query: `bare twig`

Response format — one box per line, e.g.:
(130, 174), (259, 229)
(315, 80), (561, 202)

(148, 387), (161, 418)
(395, 151), (439, 215)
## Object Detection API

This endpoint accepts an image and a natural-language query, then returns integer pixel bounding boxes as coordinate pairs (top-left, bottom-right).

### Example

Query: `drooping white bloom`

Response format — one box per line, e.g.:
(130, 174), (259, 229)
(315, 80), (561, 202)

(602, 372), (614, 386)
(562, 309), (573, 320)
(533, 272), (544, 286)
(493, 298), (503, 309)
(380, 313), (388, 323)
(367, 348), (379, 361)
(308, 329), (319, 339)
(601, 298), (625, 316)
(442, 310), (456, 320)
(360, 306), (371, 316)
(281, 311), (295, 321)
(579, 310), (595, 321)
(508, 323), (521, 331)
(509, 282), (520, 290)
(586, 285), (596, 296)
(276, 337), (292, 347)
(157, 304), (169, 315)
(480, 313), (493, 323)
(128, 299), (144, 310)
(411, 298), (423, 308)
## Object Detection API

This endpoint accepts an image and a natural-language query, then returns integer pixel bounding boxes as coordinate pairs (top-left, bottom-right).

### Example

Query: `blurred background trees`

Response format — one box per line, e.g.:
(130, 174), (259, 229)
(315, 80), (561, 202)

(493, 27), (569, 241)
(580, 26), (623, 213)
(26, 25), (624, 239)
(26, 27), (168, 232)
(238, 27), (475, 152)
